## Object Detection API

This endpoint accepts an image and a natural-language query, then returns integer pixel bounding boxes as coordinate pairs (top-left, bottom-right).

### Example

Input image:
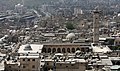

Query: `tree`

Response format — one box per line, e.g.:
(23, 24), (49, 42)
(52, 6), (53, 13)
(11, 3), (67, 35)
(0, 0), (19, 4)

(65, 22), (75, 30)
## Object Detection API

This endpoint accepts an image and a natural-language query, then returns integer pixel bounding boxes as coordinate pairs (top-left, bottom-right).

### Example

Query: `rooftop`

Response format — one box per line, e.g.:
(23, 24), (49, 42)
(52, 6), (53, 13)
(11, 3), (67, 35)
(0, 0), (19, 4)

(19, 56), (39, 58)
(110, 65), (120, 70)
(18, 44), (43, 53)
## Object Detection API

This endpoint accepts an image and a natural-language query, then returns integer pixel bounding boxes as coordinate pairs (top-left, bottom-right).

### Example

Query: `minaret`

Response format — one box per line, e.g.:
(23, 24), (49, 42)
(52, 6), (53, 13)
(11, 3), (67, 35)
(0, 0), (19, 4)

(93, 7), (100, 44)
(22, 0), (24, 6)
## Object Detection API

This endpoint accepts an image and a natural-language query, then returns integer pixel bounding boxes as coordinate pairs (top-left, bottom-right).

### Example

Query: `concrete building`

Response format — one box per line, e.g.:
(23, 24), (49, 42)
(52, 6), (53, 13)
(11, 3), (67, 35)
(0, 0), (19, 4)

(42, 59), (87, 71)
(73, 7), (83, 16)
(4, 60), (20, 71)
(42, 43), (90, 53)
(15, 4), (24, 14)
(19, 56), (40, 71)
(18, 44), (43, 71)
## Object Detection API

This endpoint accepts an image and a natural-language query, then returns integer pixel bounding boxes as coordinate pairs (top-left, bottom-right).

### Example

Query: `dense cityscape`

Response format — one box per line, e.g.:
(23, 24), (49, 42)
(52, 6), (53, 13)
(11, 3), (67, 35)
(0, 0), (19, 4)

(0, 0), (120, 71)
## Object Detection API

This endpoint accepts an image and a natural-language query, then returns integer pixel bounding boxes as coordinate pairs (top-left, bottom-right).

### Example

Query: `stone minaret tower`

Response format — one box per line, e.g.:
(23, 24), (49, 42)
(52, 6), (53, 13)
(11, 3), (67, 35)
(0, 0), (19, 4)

(93, 8), (100, 44)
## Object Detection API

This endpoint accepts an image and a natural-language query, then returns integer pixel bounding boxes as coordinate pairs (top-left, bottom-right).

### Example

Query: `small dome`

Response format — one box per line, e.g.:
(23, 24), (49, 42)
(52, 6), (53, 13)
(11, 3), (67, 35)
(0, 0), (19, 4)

(66, 33), (75, 39)
(34, 25), (38, 28)
(75, 50), (81, 54)
(24, 44), (32, 50)
(17, 3), (21, 6)
(0, 39), (3, 44)
(58, 29), (66, 33)
(117, 33), (120, 36)
(4, 35), (9, 38)
(118, 13), (120, 16)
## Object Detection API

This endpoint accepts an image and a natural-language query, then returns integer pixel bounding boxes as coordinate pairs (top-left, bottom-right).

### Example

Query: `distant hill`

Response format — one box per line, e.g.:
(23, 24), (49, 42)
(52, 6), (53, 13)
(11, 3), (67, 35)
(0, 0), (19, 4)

(0, 0), (119, 10)
(1, 0), (58, 5)
(0, 0), (56, 9)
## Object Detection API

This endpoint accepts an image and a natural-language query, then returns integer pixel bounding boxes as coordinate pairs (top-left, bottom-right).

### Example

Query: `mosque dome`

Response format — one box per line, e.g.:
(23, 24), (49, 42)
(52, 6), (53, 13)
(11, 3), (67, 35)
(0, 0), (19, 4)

(118, 13), (120, 16)
(66, 33), (75, 39)
(24, 44), (32, 50)
(4, 35), (9, 38)
(0, 39), (3, 44)
(34, 25), (38, 28)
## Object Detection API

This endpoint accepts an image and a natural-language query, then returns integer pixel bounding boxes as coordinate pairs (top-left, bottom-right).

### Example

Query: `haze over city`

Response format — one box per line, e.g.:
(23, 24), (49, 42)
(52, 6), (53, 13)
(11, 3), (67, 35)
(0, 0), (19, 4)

(0, 0), (120, 71)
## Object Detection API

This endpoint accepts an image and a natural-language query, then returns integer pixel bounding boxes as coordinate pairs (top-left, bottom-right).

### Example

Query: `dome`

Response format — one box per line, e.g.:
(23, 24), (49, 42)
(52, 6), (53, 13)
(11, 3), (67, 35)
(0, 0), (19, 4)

(17, 3), (21, 6)
(34, 25), (38, 28)
(24, 44), (32, 50)
(66, 33), (75, 39)
(117, 33), (120, 36)
(0, 39), (3, 44)
(118, 13), (120, 16)
(4, 35), (9, 38)
(75, 50), (81, 54)
(58, 29), (66, 33)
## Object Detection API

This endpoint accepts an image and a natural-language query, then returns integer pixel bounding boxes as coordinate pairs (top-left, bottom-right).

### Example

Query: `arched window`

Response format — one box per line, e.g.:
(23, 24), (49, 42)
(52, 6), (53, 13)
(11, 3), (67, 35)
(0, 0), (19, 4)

(62, 48), (66, 53)
(48, 48), (51, 53)
(52, 48), (56, 53)
(81, 48), (85, 52)
(42, 48), (46, 53)
(57, 48), (61, 53)
(116, 61), (120, 65)
(72, 48), (75, 53)
(67, 48), (70, 53)
(76, 48), (80, 51)
(86, 48), (89, 52)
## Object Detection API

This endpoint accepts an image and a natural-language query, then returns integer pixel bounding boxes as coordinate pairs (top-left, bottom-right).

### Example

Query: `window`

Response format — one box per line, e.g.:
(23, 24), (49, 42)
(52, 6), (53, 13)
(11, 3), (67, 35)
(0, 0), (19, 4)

(71, 64), (74, 66)
(9, 66), (11, 68)
(76, 48), (80, 51)
(47, 63), (49, 65)
(60, 64), (62, 66)
(62, 48), (66, 53)
(23, 66), (26, 68)
(52, 48), (56, 53)
(23, 59), (25, 61)
(57, 48), (61, 53)
(72, 48), (75, 53)
(67, 48), (70, 53)
(86, 48), (89, 52)
(32, 65), (35, 68)
(28, 59), (30, 61)
(42, 48), (46, 53)
(81, 48), (85, 52)
(48, 48), (51, 53)
(32, 59), (35, 61)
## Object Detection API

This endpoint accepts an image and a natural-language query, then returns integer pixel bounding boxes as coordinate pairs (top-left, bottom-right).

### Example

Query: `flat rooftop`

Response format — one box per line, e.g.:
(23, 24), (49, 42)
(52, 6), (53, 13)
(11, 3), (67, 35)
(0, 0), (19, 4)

(18, 44), (43, 53)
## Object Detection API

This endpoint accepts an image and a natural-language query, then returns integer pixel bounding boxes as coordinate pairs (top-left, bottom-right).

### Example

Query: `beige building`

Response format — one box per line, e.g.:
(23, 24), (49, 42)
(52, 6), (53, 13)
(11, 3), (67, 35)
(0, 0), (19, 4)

(19, 56), (40, 71)
(4, 60), (20, 71)
(42, 43), (90, 53)
(4, 43), (89, 71)
(41, 59), (87, 71)
(18, 44), (43, 71)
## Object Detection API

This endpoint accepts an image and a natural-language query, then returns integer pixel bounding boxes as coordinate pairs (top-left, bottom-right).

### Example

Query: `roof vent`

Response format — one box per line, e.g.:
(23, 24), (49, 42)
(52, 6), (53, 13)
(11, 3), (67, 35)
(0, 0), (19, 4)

(24, 44), (32, 50)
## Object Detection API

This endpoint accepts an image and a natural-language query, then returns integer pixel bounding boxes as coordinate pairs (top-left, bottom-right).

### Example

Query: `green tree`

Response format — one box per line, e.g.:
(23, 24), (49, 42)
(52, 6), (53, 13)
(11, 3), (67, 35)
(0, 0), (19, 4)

(65, 22), (75, 30)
